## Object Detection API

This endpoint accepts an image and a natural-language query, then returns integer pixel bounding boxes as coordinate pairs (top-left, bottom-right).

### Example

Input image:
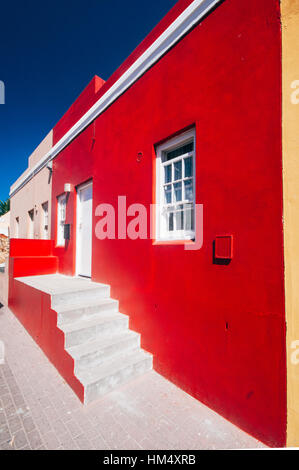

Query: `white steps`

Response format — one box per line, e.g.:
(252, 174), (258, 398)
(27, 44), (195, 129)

(61, 312), (129, 348)
(68, 330), (140, 369)
(76, 349), (152, 404)
(52, 284), (110, 308)
(56, 298), (119, 325)
(47, 276), (153, 403)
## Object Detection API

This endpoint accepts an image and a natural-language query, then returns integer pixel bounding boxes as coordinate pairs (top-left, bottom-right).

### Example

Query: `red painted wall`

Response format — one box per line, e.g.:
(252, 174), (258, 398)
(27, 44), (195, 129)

(10, 239), (54, 257)
(9, 239), (58, 278)
(54, 75), (105, 143)
(52, 0), (197, 147)
(51, 0), (285, 446)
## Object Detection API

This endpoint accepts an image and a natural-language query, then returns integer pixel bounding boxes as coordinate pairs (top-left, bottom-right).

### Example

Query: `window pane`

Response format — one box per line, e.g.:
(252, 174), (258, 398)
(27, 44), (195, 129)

(164, 185), (172, 204)
(174, 182), (182, 202)
(168, 212), (174, 231)
(166, 141), (194, 161)
(62, 203), (66, 221)
(164, 165), (172, 184)
(175, 206), (184, 230)
(184, 156), (193, 177)
(184, 179), (193, 201)
(185, 204), (194, 231)
(174, 161), (182, 181)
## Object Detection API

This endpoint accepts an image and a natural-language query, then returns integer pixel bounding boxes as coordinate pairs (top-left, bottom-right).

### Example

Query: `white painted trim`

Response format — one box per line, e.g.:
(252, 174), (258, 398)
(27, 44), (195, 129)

(155, 128), (196, 241)
(10, 0), (221, 198)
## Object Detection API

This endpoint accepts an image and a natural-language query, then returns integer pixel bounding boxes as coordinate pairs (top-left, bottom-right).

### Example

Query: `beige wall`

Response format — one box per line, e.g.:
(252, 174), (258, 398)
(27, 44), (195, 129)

(10, 131), (53, 240)
(281, 0), (299, 447)
(28, 130), (53, 169)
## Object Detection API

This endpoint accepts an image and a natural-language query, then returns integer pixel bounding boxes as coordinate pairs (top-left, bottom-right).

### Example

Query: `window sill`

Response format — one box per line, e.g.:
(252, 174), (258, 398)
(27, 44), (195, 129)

(153, 238), (195, 246)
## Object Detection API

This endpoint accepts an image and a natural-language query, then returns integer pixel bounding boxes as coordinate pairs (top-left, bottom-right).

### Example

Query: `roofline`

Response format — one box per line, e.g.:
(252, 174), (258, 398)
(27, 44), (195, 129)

(10, 0), (222, 198)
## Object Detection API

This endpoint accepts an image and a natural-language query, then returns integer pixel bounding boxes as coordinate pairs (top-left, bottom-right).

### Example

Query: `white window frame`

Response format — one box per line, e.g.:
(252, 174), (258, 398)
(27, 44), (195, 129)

(57, 194), (66, 246)
(155, 128), (196, 242)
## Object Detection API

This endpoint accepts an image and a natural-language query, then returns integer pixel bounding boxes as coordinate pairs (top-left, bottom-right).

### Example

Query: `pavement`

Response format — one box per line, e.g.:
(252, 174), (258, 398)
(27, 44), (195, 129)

(0, 304), (266, 450)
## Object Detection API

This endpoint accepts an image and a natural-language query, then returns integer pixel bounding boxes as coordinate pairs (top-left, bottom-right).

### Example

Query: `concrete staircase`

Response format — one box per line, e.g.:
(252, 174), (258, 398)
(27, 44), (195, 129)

(16, 275), (152, 404)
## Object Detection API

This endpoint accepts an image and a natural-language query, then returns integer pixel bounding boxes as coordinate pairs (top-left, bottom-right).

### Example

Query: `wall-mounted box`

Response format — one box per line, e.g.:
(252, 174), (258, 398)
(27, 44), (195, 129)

(214, 235), (233, 260)
(64, 224), (71, 241)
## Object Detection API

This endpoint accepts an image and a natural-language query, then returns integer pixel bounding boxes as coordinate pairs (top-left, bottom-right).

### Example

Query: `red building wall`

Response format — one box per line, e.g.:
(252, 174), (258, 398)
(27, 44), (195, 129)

(51, 0), (286, 447)
(54, 75), (105, 143)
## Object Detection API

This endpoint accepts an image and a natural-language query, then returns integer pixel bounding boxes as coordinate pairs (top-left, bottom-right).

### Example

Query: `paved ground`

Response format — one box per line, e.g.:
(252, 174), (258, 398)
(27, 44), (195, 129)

(0, 305), (266, 450)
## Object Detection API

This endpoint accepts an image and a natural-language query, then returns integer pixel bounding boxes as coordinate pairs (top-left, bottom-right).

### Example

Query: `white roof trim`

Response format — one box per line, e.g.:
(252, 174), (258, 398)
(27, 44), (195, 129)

(10, 0), (221, 197)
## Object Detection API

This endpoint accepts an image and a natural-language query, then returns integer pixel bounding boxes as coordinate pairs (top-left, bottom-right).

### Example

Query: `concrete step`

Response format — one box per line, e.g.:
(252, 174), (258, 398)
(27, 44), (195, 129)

(60, 312), (129, 348)
(14, 273), (153, 404)
(56, 298), (119, 325)
(68, 330), (140, 370)
(51, 284), (110, 308)
(76, 349), (153, 404)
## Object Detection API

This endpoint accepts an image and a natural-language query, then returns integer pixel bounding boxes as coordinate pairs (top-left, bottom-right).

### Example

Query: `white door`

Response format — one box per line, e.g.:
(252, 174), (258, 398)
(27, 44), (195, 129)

(76, 182), (93, 277)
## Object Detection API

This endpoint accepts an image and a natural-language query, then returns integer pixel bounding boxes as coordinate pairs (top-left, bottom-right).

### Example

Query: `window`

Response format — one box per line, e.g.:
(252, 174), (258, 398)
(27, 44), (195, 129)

(42, 201), (49, 239)
(28, 209), (34, 239)
(15, 217), (19, 239)
(156, 129), (196, 241)
(57, 194), (66, 246)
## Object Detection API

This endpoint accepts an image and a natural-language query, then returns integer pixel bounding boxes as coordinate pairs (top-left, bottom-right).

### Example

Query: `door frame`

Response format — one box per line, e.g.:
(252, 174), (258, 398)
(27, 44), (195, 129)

(75, 180), (93, 277)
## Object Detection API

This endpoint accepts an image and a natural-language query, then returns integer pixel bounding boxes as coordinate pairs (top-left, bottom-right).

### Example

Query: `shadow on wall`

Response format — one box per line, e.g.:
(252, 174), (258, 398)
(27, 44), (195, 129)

(212, 240), (232, 266)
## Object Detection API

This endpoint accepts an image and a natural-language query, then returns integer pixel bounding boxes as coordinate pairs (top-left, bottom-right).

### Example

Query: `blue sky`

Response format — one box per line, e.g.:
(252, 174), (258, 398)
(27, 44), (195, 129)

(0, 0), (176, 202)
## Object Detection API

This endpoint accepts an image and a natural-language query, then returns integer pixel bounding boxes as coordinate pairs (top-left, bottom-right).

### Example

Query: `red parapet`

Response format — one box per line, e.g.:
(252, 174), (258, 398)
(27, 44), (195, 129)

(9, 239), (58, 283)
(11, 256), (58, 278)
(10, 239), (54, 258)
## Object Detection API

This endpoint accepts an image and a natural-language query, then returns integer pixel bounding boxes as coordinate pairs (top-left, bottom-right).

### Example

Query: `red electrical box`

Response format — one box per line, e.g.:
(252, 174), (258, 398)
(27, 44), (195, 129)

(214, 235), (233, 260)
